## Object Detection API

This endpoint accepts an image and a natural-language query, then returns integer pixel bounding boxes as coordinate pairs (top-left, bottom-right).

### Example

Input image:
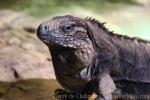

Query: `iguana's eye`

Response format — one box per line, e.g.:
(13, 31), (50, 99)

(62, 25), (74, 32)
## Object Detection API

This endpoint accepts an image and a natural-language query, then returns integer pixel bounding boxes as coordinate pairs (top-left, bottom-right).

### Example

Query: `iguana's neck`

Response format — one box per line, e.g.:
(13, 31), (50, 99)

(49, 42), (95, 73)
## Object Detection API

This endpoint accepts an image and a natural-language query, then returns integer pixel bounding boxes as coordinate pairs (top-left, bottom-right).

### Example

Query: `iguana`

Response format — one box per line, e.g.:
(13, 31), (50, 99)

(37, 15), (150, 100)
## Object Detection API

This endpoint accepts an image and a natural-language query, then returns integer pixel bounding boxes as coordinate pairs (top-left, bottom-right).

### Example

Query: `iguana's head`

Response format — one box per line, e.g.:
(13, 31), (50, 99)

(37, 15), (95, 67)
(37, 15), (91, 49)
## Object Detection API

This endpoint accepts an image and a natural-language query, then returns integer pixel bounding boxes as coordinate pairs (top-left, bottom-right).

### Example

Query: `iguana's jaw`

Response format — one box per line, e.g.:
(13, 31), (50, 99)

(38, 32), (94, 63)
(37, 33), (83, 49)
(37, 25), (90, 50)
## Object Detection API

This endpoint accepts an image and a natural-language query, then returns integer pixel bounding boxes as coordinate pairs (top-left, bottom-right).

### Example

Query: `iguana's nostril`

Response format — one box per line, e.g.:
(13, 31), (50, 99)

(37, 24), (49, 37)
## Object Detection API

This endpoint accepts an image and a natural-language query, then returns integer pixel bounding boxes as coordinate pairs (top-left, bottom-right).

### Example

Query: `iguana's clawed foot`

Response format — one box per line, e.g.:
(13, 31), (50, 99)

(54, 89), (69, 100)
(54, 89), (77, 100)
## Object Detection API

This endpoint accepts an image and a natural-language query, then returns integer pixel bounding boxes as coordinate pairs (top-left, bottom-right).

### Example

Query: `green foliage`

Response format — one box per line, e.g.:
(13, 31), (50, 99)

(107, 0), (137, 3)
(0, 0), (137, 17)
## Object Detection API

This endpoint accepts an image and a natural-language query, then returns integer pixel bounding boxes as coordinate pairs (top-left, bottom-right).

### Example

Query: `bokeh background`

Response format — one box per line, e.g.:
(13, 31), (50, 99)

(0, 0), (150, 100)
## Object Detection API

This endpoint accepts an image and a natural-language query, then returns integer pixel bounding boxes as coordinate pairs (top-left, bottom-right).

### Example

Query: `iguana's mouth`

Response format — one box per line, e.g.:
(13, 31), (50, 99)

(39, 34), (79, 49)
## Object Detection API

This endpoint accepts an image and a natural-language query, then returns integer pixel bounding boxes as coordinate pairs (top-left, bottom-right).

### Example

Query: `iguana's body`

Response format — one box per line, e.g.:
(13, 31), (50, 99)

(37, 15), (150, 100)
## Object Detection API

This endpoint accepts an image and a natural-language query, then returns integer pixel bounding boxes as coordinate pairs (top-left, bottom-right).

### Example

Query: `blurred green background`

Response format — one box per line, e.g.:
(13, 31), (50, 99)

(0, 0), (150, 100)
(0, 0), (150, 39)
(0, 0), (138, 16)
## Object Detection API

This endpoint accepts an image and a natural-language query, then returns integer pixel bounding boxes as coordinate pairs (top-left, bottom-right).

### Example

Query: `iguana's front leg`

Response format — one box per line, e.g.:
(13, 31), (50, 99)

(95, 72), (116, 100)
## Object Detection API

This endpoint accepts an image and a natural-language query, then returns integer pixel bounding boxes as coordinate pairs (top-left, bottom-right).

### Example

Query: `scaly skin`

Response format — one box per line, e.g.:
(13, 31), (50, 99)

(37, 15), (150, 100)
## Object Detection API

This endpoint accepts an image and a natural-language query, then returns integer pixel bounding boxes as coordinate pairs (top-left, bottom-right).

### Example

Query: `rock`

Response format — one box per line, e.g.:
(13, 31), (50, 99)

(21, 42), (36, 51)
(0, 10), (56, 82)
(0, 26), (56, 82)
(8, 37), (21, 46)
(0, 49), (55, 82)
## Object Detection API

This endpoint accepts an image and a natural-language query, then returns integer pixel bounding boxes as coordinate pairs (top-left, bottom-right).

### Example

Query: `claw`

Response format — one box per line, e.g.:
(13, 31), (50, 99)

(54, 89), (69, 100)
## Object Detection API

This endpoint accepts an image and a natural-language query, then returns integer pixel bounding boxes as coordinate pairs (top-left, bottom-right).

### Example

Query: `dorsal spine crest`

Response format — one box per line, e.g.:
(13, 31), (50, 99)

(85, 17), (150, 44)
